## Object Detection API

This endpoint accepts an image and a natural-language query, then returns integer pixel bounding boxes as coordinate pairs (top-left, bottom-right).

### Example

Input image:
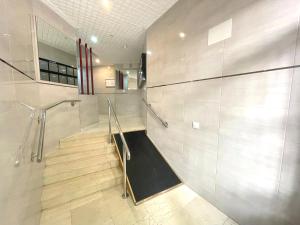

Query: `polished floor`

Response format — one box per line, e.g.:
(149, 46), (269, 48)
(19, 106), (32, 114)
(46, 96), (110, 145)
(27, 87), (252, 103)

(71, 184), (238, 225)
(41, 118), (239, 225)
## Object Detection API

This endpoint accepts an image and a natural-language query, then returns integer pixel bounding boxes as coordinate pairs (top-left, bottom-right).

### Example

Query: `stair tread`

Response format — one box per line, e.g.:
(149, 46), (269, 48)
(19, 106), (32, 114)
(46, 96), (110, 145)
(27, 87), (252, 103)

(43, 161), (119, 185)
(60, 138), (108, 148)
(45, 153), (118, 175)
(42, 167), (122, 199)
(46, 148), (115, 166)
(61, 132), (108, 143)
(46, 143), (115, 160)
(41, 168), (122, 209)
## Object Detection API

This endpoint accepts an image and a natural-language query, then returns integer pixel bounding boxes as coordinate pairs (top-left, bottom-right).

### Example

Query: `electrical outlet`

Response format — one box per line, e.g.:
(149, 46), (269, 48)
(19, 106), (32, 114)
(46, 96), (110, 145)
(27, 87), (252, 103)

(192, 121), (200, 129)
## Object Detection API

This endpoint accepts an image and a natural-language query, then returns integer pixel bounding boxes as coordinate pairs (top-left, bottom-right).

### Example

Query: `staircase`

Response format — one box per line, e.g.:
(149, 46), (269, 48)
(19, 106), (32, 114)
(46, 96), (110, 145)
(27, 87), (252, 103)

(40, 132), (122, 225)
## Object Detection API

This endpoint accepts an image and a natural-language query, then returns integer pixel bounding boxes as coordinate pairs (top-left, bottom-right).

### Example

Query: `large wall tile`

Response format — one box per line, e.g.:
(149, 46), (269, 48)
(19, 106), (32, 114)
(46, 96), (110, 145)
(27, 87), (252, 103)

(223, 0), (300, 75)
(146, 1), (299, 223)
(278, 68), (300, 225)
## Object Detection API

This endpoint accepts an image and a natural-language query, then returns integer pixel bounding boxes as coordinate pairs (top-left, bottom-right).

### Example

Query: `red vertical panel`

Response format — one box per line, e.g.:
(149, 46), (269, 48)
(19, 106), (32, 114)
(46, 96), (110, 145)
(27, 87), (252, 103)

(85, 43), (89, 95)
(78, 39), (84, 94)
(90, 48), (94, 95)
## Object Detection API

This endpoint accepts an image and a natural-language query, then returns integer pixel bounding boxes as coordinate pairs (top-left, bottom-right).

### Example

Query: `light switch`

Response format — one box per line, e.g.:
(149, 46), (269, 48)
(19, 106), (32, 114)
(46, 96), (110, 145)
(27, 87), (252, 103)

(192, 121), (200, 129)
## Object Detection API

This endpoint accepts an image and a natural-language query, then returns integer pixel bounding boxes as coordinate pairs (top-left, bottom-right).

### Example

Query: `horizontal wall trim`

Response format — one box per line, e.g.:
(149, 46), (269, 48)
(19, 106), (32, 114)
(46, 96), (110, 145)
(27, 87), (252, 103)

(147, 64), (300, 89)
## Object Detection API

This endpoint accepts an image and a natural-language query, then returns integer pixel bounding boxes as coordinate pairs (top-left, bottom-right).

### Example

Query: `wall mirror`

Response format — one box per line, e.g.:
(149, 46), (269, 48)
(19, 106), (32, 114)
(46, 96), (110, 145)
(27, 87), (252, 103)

(36, 18), (77, 86)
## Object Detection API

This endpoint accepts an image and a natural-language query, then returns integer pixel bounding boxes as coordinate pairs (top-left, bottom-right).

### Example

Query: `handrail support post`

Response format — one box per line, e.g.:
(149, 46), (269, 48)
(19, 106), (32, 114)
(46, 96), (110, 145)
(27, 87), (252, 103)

(122, 144), (128, 199)
(108, 105), (112, 143)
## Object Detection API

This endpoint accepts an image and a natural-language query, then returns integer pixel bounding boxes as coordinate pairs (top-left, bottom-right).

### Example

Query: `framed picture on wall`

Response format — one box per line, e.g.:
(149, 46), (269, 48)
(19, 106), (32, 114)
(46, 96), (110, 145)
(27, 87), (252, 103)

(105, 79), (116, 88)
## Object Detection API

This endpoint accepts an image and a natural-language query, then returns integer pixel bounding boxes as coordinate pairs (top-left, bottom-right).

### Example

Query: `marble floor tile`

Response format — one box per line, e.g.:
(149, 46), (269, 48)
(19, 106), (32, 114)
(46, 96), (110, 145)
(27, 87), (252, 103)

(71, 185), (238, 225)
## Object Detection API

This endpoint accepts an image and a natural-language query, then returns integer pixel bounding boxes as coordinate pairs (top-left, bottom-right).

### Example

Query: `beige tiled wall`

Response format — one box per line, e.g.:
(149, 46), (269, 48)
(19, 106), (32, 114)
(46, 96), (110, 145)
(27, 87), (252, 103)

(146, 0), (300, 225)
(0, 1), (90, 224)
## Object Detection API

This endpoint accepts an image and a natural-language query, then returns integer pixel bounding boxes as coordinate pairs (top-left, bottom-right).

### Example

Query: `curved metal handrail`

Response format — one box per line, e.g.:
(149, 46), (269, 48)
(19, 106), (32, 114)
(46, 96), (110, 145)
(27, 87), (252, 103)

(106, 97), (131, 198)
(142, 98), (168, 128)
(42, 99), (81, 110)
(34, 99), (81, 163)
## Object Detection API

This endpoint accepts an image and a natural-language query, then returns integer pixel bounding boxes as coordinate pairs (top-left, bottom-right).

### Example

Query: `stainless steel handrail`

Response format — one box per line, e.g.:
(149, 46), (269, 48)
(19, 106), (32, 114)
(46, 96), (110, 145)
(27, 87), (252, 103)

(142, 98), (168, 128)
(42, 99), (81, 110)
(15, 102), (36, 167)
(33, 99), (81, 163)
(106, 97), (131, 199)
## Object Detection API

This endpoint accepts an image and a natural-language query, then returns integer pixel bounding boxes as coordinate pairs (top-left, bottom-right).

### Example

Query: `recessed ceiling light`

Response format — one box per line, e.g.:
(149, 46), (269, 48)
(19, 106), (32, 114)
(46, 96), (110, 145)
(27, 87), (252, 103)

(146, 50), (152, 55)
(179, 32), (186, 39)
(95, 58), (100, 64)
(101, 0), (112, 10)
(91, 36), (98, 43)
(126, 70), (129, 74)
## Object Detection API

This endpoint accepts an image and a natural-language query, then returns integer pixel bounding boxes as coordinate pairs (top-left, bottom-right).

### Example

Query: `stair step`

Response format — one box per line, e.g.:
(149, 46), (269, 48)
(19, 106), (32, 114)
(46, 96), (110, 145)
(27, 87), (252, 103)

(61, 132), (108, 143)
(40, 191), (104, 225)
(60, 137), (108, 148)
(43, 153), (119, 185)
(46, 147), (115, 166)
(42, 167), (122, 210)
(46, 143), (115, 160)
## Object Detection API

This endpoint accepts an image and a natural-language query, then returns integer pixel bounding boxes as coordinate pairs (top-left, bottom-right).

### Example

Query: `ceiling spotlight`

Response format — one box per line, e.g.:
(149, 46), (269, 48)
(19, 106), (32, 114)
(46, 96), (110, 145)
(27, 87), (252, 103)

(126, 70), (129, 74)
(179, 32), (186, 39)
(101, 0), (112, 10)
(95, 58), (100, 64)
(91, 35), (98, 43)
(146, 50), (152, 55)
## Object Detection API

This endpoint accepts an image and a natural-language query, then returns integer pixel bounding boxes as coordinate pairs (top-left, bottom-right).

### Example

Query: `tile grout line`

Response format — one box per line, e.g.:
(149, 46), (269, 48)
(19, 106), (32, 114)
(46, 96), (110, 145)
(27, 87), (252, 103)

(276, 13), (300, 194)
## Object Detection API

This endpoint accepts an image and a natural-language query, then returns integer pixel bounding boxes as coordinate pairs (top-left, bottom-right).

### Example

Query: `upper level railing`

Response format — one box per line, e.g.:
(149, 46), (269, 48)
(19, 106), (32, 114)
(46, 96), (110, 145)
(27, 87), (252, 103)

(107, 97), (131, 198)
(14, 102), (36, 167)
(0, 57), (34, 80)
(142, 98), (168, 128)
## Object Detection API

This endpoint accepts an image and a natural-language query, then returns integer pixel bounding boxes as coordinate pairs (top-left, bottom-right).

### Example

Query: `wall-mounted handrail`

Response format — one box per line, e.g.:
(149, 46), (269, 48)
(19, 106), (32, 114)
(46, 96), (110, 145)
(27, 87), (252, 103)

(142, 98), (168, 128)
(33, 99), (81, 163)
(106, 97), (131, 199)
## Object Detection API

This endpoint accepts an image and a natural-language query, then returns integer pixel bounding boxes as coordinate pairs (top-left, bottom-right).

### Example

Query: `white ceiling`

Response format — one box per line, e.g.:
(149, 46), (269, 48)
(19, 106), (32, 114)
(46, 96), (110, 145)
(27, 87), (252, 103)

(40, 0), (178, 65)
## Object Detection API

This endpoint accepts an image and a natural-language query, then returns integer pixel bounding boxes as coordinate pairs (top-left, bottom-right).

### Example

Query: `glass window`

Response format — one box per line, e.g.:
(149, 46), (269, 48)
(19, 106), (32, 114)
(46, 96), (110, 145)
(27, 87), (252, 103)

(67, 67), (74, 76)
(39, 58), (77, 86)
(39, 59), (48, 70)
(59, 65), (67, 74)
(49, 62), (58, 72)
(60, 76), (68, 84)
(74, 69), (77, 77)
(68, 77), (75, 85)
(50, 73), (59, 82)
(40, 71), (49, 81)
